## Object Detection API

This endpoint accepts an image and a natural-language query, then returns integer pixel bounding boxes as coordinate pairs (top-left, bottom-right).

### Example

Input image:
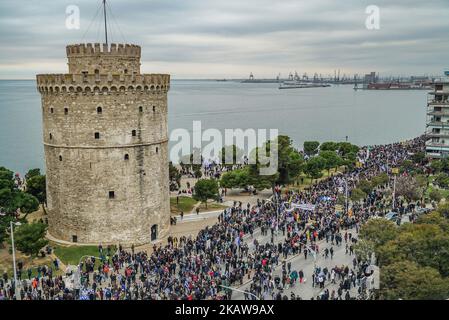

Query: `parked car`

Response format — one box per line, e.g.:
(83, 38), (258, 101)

(385, 212), (399, 222)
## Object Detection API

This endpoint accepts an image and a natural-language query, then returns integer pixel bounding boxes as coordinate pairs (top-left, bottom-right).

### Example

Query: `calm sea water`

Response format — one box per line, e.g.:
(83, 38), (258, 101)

(0, 79), (427, 174)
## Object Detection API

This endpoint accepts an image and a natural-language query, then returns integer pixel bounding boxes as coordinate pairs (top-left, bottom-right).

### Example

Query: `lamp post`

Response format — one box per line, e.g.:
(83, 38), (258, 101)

(345, 178), (349, 214)
(391, 168), (398, 211)
(10, 221), (22, 300)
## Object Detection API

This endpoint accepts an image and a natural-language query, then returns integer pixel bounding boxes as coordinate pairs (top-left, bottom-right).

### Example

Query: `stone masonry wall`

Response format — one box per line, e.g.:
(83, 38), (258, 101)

(37, 43), (170, 245)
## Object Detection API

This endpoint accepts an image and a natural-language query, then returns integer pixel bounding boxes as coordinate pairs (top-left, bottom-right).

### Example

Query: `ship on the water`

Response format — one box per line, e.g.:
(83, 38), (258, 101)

(279, 82), (331, 89)
(353, 72), (435, 90)
(241, 72), (281, 83)
(354, 82), (433, 90)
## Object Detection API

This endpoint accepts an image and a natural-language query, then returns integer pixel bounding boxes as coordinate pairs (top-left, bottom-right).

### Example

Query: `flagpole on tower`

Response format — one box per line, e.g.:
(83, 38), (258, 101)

(103, 0), (108, 46)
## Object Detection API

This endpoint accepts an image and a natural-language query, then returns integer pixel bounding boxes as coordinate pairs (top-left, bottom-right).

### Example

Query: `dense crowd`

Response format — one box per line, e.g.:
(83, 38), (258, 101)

(0, 136), (426, 300)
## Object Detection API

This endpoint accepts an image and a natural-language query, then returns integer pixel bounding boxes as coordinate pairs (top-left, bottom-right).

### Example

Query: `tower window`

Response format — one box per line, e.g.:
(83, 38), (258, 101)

(59, 155), (62, 161)
(156, 147), (159, 154)
(97, 106), (102, 114)
(64, 108), (68, 115)
(50, 107), (54, 113)
(95, 132), (100, 139)
(153, 106), (156, 112)
(124, 154), (129, 160)
(49, 133), (53, 140)
(109, 191), (115, 199)
(72, 235), (78, 243)
(139, 106), (143, 113)
(132, 130), (137, 137)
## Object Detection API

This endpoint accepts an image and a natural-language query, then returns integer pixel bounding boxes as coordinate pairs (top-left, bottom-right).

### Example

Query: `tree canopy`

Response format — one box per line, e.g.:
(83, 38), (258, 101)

(8, 222), (48, 256)
(303, 141), (320, 156)
(193, 179), (219, 208)
(358, 209), (449, 300)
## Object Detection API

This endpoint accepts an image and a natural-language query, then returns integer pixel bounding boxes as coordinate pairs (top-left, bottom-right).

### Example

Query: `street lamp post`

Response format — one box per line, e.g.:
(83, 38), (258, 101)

(10, 221), (21, 300)
(392, 174), (397, 210)
(345, 178), (349, 214)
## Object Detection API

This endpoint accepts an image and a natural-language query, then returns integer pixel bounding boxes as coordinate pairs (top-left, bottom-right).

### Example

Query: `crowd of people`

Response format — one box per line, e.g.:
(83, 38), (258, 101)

(0, 136), (427, 300)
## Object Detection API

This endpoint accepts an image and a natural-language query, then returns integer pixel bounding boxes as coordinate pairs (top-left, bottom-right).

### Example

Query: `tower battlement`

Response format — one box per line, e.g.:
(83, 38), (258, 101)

(36, 73), (170, 95)
(66, 43), (141, 57)
(66, 43), (142, 75)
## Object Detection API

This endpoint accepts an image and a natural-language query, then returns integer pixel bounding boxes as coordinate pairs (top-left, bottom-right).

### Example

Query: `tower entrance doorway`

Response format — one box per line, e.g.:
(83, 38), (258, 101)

(151, 224), (158, 241)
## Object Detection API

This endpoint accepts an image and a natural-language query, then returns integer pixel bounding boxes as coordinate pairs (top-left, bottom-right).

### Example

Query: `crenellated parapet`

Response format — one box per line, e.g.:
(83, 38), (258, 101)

(66, 43), (141, 57)
(66, 43), (142, 75)
(36, 73), (170, 94)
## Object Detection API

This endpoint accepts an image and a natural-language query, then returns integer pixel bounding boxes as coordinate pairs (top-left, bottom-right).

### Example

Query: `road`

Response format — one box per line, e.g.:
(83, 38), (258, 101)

(229, 225), (360, 300)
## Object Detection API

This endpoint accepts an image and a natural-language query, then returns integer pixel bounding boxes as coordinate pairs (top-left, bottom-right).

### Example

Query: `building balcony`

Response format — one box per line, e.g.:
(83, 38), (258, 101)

(426, 131), (449, 138)
(427, 100), (449, 105)
(427, 121), (449, 127)
(425, 143), (449, 151)
(427, 111), (449, 116)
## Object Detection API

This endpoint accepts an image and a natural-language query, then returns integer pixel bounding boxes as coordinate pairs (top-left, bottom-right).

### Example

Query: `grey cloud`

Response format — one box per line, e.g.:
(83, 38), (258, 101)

(0, 0), (448, 78)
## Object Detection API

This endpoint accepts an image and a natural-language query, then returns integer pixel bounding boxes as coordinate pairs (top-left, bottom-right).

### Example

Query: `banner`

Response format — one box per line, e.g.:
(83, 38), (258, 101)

(291, 203), (316, 211)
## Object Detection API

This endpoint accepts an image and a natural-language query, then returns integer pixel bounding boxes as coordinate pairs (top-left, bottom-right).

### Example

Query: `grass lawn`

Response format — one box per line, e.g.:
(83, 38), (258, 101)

(170, 196), (198, 214)
(53, 244), (116, 266)
(198, 202), (227, 211)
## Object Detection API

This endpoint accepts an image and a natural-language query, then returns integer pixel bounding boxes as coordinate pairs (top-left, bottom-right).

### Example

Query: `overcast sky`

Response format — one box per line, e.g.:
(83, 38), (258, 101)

(0, 0), (448, 79)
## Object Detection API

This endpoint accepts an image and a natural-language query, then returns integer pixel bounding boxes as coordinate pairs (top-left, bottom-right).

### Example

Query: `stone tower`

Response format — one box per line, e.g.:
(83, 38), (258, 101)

(36, 43), (170, 245)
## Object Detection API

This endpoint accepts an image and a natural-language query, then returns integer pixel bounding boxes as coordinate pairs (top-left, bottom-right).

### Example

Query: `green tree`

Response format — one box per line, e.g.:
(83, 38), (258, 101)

(400, 160), (414, 173)
(359, 218), (398, 249)
(434, 173), (449, 189)
(378, 223), (449, 276)
(169, 162), (181, 189)
(303, 141), (320, 156)
(417, 211), (449, 233)
(303, 156), (325, 182)
(276, 136), (304, 185)
(357, 179), (373, 195)
(350, 188), (366, 203)
(247, 141), (279, 191)
(395, 175), (424, 202)
(193, 167), (203, 179)
(220, 169), (249, 190)
(0, 167), (14, 181)
(437, 202), (449, 219)
(26, 174), (46, 205)
(429, 189), (442, 203)
(16, 192), (39, 214)
(319, 150), (342, 175)
(371, 173), (389, 187)
(320, 141), (338, 152)
(193, 179), (219, 208)
(411, 152), (425, 165)
(8, 222), (48, 257)
(25, 168), (41, 180)
(220, 145), (244, 167)
(430, 160), (443, 173)
(0, 215), (14, 245)
(337, 142), (359, 157)
(380, 261), (449, 300)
